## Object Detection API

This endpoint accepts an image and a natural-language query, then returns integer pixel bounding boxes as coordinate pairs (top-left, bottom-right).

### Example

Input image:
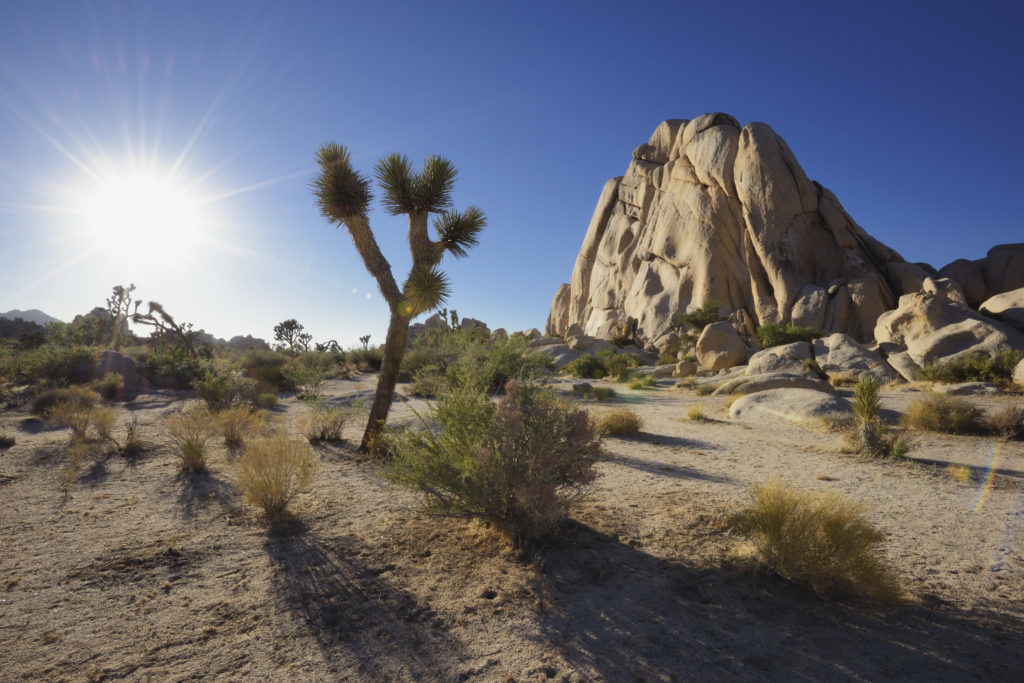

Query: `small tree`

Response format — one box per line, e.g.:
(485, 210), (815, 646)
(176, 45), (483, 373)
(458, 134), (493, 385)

(313, 144), (485, 452)
(274, 319), (311, 353)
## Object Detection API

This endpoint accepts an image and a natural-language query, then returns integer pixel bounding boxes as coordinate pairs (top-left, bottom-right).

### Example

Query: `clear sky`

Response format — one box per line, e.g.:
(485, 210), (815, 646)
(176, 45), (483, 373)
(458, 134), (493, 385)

(1, 0), (1021, 347)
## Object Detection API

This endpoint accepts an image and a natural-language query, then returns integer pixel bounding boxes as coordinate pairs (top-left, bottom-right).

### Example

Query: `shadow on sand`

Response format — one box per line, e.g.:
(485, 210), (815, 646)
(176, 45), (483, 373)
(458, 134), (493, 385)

(265, 532), (467, 679)
(529, 522), (1024, 680)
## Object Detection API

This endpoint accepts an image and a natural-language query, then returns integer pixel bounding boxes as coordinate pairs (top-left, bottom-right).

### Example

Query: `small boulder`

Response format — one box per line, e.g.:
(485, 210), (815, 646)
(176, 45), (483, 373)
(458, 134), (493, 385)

(673, 360), (698, 378)
(528, 335), (565, 348)
(565, 322), (584, 339)
(490, 328), (508, 343)
(651, 364), (677, 378)
(696, 321), (748, 371)
(460, 318), (490, 335)
(567, 334), (595, 351)
(524, 328), (543, 341)
(589, 339), (618, 354)
(729, 388), (851, 423)
(885, 351), (920, 383)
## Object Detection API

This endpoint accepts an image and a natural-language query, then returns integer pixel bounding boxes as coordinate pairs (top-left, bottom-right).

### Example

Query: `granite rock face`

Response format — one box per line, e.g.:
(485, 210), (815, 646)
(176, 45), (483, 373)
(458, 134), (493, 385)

(547, 114), (928, 345)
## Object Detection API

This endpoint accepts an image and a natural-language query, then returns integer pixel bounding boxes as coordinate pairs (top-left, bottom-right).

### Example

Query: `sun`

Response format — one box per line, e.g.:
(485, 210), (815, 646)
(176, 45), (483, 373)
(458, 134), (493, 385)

(73, 166), (217, 264)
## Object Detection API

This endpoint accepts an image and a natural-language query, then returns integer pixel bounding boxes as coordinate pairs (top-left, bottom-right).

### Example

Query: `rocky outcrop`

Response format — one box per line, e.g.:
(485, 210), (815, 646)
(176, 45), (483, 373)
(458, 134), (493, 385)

(875, 278), (1024, 366)
(812, 333), (896, 384)
(548, 114), (919, 345)
(980, 287), (1024, 331)
(938, 244), (1024, 308)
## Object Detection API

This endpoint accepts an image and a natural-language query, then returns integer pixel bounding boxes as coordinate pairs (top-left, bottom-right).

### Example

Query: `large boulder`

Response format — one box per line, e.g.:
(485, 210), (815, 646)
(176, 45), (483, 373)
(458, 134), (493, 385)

(96, 351), (141, 393)
(939, 244), (1024, 305)
(745, 341), (813, 375)
(979, 287), (1024, 331)
(1015, 356), (1024, 387)
(696, 321), (748, 371)
(714, 372), (833, 396)
(812, 333), (896, 383)
(875, 278), (1024, 366)
(548, 114), (921, 347)
(729, 388), (851, 423)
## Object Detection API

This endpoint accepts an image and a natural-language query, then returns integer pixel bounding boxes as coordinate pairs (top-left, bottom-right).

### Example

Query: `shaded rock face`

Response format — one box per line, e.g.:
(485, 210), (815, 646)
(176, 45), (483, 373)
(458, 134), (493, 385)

(548, 114), (919, 344)
(938, 244), (1024, 308)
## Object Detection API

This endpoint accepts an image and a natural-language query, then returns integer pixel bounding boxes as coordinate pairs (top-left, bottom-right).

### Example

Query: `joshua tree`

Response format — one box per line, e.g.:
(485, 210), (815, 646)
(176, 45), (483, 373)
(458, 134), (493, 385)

(313, 143), (485, 452)
(131, 301), (199, 359)
(274, 319), (312, 352)
(106, 284), (136, 351)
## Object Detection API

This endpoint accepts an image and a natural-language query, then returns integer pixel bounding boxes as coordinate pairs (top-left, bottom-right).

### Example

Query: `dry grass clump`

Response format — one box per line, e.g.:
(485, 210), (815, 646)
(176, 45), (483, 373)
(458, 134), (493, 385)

(236, 430), (317, 523)
(0, 431), (15, 449)
(729, 480), (902, 602)
(903, 393), (988, 435)
(687, 404), (708, 422)
(302, 404), (357, 443)
(31, 385), (99, 419)
(947, 465), (972, 483)
(627, 374), (657, 390)
(990, 404), (1024, 439)
(46, 401), (96, 441)
(165, 405), (216, 473)
(217, 405), (265, 447)
(597, 407), (643, 436)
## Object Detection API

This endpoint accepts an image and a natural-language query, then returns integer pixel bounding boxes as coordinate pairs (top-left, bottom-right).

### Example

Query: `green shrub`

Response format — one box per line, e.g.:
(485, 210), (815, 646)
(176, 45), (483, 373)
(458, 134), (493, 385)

(193, 370), (244, 411)
(672, 300), (721, 331)
(914, 350), (1024, 385)
(446, 336), (553, 393)
(852, 374), (880, 422)
(903, 393), (988, 435)
(562, 354), (606, 379)
(93, 372), (124, 401)
(407, 364), (450, 398)
(141, 350), (204, 389)
(345, 346), (383, 372)
(165, 405), (216, 473)
(14, 344), (96, 386)
(385, 380), (602, 548)
(243, 351), (295, 392)
(755, 323), (823, 348)
(627, 374), (657, 390)
(602, 352), (641, 382)
(596, 408), (643, 435)
(729, 480), (902, 602)
(236, 430), (317, 522)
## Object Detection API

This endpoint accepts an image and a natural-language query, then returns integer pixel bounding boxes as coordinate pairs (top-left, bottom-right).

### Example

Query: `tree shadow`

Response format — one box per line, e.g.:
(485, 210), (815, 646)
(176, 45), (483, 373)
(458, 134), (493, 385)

(907, 456), (1024, 480)
(603, 452), (733, 483)
(175, 470), (235, 517)
(265, 532), (466, 678)
(529, 522), (1024, 680)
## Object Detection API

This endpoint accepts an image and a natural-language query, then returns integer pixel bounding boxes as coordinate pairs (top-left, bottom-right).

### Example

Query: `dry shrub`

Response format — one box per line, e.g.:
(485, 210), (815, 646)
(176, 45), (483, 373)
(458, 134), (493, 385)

(218, 405), (265, 447)
(385, 380), (601, 548)
(828, 371), (859, 387)
(903, 393), (988, 435)
(990, 404), (1024, 439)
(0, 432), (14, 449)
(91, 406), (116, 441)
(118, 415), (148, 457)
(591, 386), (615, 401)
(729, 480), (902, 602)
(93, 372), (123, 400)
(31, 386), (99, 418)
(236, 430), (317, 522)
(255, 393), (278, 410)
(46, 401), (94, 441)
(597, 407), (643, 436)
(687, 404), (708, 422)
(302, 404), (357, 443)
(165, 405), (215, 473)
(63, 437), (90, 489)
(947, 465), (972, 483)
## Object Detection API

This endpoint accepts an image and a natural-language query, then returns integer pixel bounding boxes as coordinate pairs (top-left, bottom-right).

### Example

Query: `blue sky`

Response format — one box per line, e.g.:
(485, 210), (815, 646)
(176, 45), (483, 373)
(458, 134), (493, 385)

(1, 0), (1021, 346)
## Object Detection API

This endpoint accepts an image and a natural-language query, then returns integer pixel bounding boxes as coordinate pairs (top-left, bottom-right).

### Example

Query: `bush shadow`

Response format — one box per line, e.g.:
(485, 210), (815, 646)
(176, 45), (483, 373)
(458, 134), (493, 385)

(175, 470), (235, 517)
(529, 522), (1024, 680)
(265, 532), (465, 678)
(603, 451), (733, 483)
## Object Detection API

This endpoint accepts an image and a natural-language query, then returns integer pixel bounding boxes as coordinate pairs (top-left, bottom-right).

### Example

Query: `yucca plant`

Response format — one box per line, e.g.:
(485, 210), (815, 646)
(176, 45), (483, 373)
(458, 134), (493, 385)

(313, 144), (486, 453)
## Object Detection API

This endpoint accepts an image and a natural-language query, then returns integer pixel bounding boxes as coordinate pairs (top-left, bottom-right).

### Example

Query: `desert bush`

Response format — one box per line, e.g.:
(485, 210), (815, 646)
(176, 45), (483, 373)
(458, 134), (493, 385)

(591, 386), (615, 401)
(672, 300), (721, 332)
(117, 415), (148, 457)
(13, 344), (96, 386)
(165, 405), (216, 473)
(30, 385), (99, 418)
(93, 372), (124, 400)
(695, 383), (715, 396)
(729, 480), (902, 602)
(407, 364), (450, 398)
(990, 404), (1024, 439)
(46, 401), (95, 441)
(193, 370), (245, 411)
(597, 408), (643, 436)
(627, 374), (657, 390)
(140, 349), (204, 389)
(562, 354), (606, 379)
(755, 322), (823, 348)
(90, 406), (116, 441)
(302, 403), (358, 443)
(903, 393), (988, 435)
(446, 336), (553, 393)
(385, 380), (602, 548)
(847, 375), (906, 458)
(255, 393), (278, 410)
(236, 430), (317, 522)
(852, 375), (880, 422)
(0, 432), (14, 449)
(243, 351), (295, 392)
(913, 349), (1024, 385)
(603, 352), (641, 382)
(687, 404), (708, 422)
(218, 405), (265, 447)
(345, 345), (384, 372)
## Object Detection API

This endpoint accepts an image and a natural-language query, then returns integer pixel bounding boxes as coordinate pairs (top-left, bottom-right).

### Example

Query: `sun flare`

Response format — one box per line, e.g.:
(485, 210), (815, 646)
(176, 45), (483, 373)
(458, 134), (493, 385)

(73, 167), (216, 263)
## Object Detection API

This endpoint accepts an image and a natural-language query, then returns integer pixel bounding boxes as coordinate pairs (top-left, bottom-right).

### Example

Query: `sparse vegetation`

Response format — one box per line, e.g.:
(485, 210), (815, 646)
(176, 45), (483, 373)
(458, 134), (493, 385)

(385, 380), (601, 548)
(597, 407), (643, 436)
(755, 322), (823, 348)
(991, 404), (1024, 439)
(729, 480), (902, 602)
(0, 432), (14, 449)
(165, 405), (216, 473)
(217, 405), (264, 447)
(913, 349), (1024, 387)
(591, 386), (615, 401)
(31, 385), (99, 419)
(903, 393), (988, 435)
(94, 372), (123, 400)
(688, 404), (708, 422)
(627, 374), (657, 390)
(236, 430), (317, 522)
(302, 403), (358, 443)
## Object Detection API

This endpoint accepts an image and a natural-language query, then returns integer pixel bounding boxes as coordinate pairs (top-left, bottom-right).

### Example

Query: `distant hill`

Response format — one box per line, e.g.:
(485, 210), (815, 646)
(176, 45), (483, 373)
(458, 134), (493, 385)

(1, 309), (62, 326)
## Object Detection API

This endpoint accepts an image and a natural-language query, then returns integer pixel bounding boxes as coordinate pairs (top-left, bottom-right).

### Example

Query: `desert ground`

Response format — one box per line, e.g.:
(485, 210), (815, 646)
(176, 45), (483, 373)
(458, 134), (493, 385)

(1, 374), (1023, 681)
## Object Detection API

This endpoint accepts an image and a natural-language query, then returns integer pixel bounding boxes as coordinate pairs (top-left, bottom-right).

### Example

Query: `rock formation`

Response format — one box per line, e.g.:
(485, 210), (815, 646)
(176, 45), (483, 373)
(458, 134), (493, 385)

(547, 114), (935, 346)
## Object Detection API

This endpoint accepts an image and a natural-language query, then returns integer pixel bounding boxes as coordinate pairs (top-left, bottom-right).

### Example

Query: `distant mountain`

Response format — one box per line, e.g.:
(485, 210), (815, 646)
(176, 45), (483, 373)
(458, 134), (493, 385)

(1, 309), (62, 326)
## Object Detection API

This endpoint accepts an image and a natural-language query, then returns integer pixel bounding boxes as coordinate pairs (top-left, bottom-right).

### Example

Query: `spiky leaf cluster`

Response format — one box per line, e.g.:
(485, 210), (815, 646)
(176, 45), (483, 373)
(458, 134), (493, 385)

(434, 206), (485, 258)
(375, 153), (457, 215)
(402, 266), (451, 317)
(314, 143), (372, 221)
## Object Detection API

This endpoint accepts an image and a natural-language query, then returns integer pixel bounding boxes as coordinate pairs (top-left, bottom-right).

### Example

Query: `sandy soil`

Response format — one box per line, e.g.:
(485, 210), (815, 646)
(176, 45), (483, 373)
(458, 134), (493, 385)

(1, 374), (1023, 681)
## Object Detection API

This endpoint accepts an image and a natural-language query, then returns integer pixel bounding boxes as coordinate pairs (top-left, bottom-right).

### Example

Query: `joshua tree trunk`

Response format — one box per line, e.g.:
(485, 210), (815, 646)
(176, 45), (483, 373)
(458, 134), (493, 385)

(360, 307), (410, 452)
